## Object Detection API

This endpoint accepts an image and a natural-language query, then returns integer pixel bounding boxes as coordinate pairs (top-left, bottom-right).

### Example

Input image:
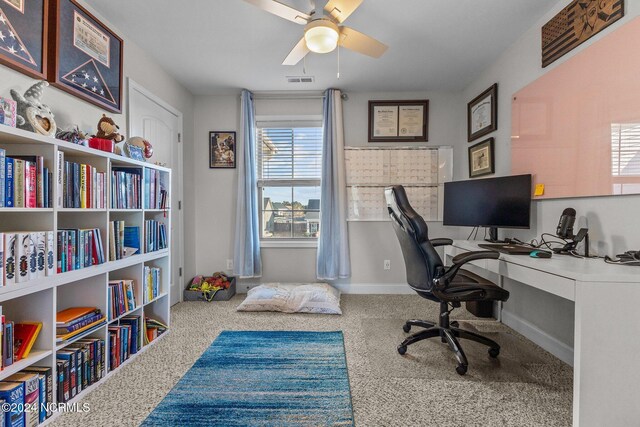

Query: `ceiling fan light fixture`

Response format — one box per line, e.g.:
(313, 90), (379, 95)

(304, 20), (339, 54)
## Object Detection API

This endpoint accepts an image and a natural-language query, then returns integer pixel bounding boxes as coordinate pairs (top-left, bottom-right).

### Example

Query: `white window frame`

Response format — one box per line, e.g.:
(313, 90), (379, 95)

(256, 115), (323, 248)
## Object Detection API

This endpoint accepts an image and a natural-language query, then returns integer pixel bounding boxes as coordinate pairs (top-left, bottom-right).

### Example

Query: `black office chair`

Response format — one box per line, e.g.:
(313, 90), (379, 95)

(385, 185), (510, 375)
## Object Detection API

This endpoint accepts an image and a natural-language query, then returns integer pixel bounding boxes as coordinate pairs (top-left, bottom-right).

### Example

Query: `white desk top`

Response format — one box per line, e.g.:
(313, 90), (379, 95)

(450, 240), (640, 284)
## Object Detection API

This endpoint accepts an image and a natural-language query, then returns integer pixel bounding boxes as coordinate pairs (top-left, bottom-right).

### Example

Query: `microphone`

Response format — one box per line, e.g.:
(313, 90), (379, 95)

(556, 208), (576, 239)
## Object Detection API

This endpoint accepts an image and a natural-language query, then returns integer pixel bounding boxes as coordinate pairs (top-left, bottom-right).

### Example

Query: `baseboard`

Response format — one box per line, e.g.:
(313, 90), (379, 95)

(501, 310), (574, 366)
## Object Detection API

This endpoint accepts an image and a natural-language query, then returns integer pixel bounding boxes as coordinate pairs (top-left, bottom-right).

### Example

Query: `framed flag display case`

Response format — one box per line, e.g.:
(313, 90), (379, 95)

(48, 0), (123, 113)
(0, 0), (49, 79)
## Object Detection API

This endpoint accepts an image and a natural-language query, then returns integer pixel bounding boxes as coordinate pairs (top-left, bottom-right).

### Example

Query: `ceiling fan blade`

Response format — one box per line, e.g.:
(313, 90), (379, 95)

(324, 0), (363, 23)
(339, 26), (388, 58)
(243, 0), (311, 24)
(283, 37), (310, 65)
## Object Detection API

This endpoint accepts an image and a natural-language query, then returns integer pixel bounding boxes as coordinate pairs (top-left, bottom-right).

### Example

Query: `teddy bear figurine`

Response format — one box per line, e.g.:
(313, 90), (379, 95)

(10, 80), (57, 137)
(94, 114), (124, 142)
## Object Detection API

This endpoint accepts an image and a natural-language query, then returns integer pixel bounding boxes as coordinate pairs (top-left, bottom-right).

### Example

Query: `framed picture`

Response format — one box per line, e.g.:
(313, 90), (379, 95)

(368, 100), (428, 142)
(209, 131), (236, 169)
(467, 84), (497, 142)
(468, 138), (495, 178)
(0, 0), (49, 79)
(48, 0), (123, 113)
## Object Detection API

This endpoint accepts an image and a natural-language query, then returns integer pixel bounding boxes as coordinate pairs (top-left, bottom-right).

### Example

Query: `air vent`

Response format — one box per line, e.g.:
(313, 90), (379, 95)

(287, 76), (315, 83)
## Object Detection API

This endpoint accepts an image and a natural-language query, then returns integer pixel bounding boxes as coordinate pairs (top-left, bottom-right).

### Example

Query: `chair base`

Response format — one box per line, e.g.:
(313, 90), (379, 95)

(398, 303), (501, 375)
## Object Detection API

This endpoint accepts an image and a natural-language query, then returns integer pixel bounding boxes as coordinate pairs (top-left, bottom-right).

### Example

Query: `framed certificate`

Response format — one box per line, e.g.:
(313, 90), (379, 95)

(467, 83), (498, 142)
(48, 0), (123, 113)
(368, 100), (428, 142)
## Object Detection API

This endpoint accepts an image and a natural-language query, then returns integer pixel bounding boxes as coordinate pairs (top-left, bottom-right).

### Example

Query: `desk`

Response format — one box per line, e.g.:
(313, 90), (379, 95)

(444, 240), (640, 427)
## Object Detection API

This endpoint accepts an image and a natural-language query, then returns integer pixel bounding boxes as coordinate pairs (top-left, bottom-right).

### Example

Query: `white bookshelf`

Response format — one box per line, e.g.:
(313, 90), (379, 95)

(0, 124), (171, 424)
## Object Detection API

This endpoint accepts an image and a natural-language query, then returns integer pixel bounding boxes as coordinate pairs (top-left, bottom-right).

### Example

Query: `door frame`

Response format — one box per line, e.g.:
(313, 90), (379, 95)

(127, 78), (185, 305)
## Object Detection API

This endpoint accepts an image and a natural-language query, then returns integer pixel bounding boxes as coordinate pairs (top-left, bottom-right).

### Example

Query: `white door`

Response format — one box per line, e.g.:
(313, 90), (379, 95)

(127, 79), (184, 306)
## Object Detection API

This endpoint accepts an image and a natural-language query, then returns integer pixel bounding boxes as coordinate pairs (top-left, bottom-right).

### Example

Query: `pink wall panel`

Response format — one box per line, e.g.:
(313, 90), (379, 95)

(512, 17), (640, 199)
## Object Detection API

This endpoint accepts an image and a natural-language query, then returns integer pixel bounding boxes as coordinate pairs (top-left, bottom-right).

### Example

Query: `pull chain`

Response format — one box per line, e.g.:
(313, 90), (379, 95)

(337, 44), (340, 79)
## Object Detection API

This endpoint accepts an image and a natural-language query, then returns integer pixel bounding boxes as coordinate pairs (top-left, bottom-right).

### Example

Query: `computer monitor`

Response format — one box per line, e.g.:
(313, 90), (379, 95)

(443, 174), (532, 242)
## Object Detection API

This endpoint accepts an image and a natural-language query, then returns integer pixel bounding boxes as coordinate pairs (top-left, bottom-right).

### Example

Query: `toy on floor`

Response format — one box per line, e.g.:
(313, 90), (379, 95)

(188, 273), (232, 302)
(10, 80), (57, 137)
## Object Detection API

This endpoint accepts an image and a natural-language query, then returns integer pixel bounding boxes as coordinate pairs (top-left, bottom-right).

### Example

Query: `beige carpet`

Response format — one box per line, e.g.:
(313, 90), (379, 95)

(51, 295), (573, 427)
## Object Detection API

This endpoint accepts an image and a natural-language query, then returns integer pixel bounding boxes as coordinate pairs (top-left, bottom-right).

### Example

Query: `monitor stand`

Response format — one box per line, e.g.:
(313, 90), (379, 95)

(485, 227), (508, 244)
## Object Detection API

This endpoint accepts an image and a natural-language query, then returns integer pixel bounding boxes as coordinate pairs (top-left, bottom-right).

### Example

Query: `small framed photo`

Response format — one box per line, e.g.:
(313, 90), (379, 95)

(209, 131), (236, 169)
(368, 100), (428, 142)
(468, 138), (495, 178)
(48, 0), (123, 113)
(468, 83), (498, 142)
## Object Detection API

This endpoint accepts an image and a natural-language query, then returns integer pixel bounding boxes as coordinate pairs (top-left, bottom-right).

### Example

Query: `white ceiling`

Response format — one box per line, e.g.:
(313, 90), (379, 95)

(85, 0), (558, 95)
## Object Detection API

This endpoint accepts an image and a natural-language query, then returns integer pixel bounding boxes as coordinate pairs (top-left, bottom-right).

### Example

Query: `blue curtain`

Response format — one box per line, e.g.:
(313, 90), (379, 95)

(233, 90), (262, 278)
(317, 89), (351, 279)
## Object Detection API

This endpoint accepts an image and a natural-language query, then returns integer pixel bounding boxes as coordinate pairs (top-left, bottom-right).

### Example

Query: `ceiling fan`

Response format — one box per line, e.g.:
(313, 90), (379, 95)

(244, 0), (388, 65)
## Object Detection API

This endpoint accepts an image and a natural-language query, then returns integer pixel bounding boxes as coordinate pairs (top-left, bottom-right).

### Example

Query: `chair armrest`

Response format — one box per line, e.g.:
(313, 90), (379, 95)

(430, 238), (453, 247)
(435, 251), (499, 290)
(451, 250), (499, 265)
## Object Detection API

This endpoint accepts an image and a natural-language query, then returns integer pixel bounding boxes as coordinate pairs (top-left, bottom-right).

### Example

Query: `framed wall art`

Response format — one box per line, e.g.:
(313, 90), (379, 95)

(48, 0), (123, 113)
(368, 100), (428, 142)
(0, 0), (49, 79)
(467, 83), (497, 142)
(468, 137), (495, 178)
(210, 131), (236, 169)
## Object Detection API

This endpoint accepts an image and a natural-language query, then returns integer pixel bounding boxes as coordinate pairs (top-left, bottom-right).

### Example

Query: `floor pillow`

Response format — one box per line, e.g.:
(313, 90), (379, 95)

(236, 282), (342, 315)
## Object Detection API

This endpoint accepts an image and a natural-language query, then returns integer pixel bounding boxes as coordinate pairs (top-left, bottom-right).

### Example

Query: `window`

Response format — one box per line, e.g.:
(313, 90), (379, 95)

(257, 121), (323, 240)
(611, 123), (640, 195)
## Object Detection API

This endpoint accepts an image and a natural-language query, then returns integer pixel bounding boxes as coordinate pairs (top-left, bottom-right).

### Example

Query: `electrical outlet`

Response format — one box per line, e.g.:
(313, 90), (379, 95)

(384, 260), (391, 270)
(226, 259), (234, 271)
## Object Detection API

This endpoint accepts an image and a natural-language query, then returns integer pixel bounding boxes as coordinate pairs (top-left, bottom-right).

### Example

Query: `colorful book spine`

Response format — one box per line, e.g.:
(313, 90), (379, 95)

(35, 156), (44, 208)
(0, 234), (3, 287)
(46, 231), (55, 276)
(13, 159), (23, 208)
(5, 157), (13, 208)
(0, 382), (23, 427)
(24, 161), (36, 209)
(16, 232), (30, 283)
(56, 151), (64, 208)
(0, 148), (5, 208)
(4, 234), (16, 286)
(35, 231), (46, 278)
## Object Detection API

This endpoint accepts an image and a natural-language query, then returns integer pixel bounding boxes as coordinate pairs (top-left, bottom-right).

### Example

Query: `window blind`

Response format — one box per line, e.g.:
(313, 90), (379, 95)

(611, 123), (640, 176)
(257, 127), (323, 184)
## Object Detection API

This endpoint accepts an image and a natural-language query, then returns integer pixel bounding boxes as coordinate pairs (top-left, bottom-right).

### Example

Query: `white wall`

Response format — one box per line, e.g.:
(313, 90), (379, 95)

(461, 0), (640, 349)
(0, 1), (197, 282)
(192, 90), (466, 290)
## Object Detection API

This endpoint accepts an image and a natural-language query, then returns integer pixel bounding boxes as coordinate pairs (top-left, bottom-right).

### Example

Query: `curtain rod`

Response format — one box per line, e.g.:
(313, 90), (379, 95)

(252, 92), (326, 100)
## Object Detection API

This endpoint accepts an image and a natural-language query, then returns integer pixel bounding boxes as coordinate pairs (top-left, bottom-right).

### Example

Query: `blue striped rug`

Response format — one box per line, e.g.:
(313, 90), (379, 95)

(141, 331), (354, 426)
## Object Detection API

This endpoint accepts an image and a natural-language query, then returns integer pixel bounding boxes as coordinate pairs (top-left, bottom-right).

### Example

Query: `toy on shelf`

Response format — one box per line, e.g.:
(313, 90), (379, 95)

(10, 80), (57, 137)
(56, 126), (89, 146)
(88, 114), (124, 153)
(119, 136), (153, 161)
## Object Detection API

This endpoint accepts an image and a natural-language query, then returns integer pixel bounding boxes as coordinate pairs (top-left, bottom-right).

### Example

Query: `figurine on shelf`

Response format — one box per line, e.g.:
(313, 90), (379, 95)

(119, 136), (153, 162)
(56, 126), (89, 146)
(88, 114), (124, 153)
(10, 80), (57, 137)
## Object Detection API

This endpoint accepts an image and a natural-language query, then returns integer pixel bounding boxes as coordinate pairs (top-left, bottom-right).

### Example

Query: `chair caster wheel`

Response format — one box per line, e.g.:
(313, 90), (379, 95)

(397, 345), (407, 355)
(456, 364), (467, 375)
(488, 348), (500, 358)
(451, 321), (459, 327)
(402, 324), (411, 333)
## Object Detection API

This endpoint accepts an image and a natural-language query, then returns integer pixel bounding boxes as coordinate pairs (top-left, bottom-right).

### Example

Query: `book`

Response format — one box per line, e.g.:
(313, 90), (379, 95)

(56, 151), (63, 208)
(13, 159), (24, 208)
(123, 226), (140, 254)
(0, 148), (5, 208)
(45, 231), (55, 276)
(15, 232), (31, 283)
(0, 382), (23, 427)
(24, 161), (36, 209)
(35, 232), (45, 278)
(4, 234), (16, 286)
(5, 372), (39, 427)
(57, 351), (77, 398)
(0, 234), (3, 286)
(56, 307), (99, 325)
(56, 359), (69, 403)
(22, 366), (52, 420)
(56, 317), (105, 343)
(4, 157), (13, 207)
(12, 322), (41, 360)
(56, 312), (103, 334)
